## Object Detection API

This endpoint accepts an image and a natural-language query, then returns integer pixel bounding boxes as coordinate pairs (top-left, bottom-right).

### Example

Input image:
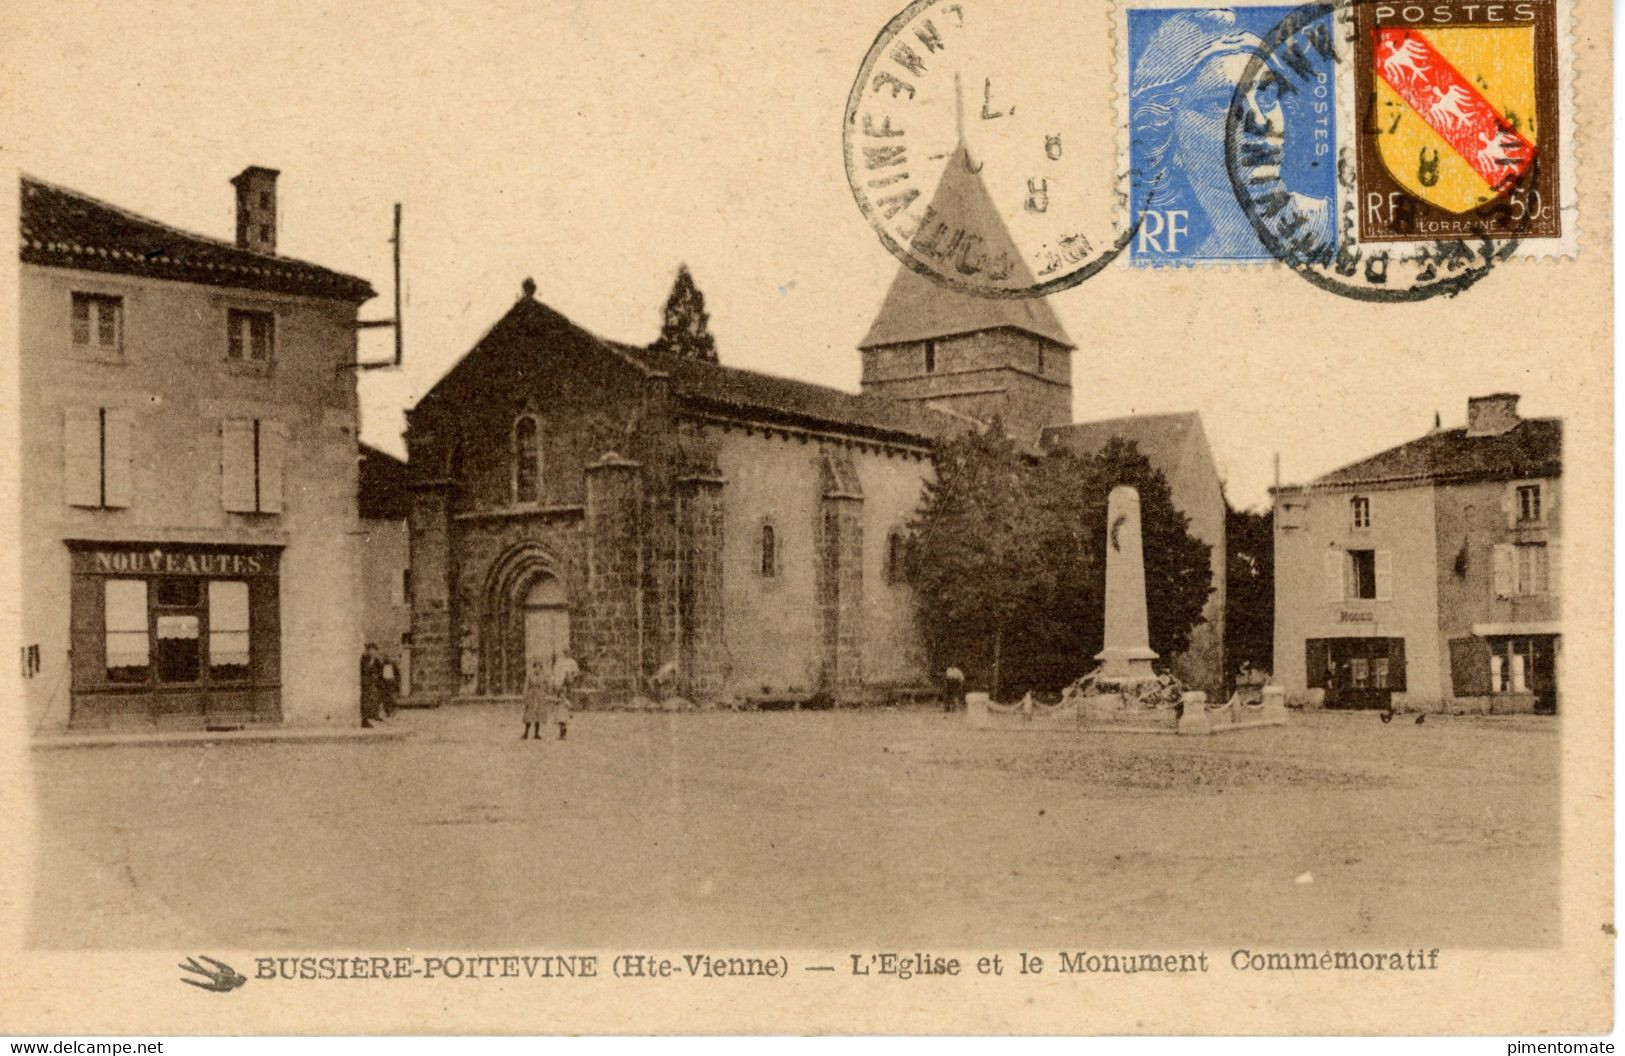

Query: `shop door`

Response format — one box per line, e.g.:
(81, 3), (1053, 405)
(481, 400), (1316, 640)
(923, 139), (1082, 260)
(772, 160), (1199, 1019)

(1529, 635), (1558, 714)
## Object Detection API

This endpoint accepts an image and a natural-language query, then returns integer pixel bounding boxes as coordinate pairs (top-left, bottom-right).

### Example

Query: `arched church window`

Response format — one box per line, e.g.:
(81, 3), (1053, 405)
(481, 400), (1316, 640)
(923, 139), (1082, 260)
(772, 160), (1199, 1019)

(759, 521), (778, 578)
(513, 415), (541, 504)
(885, 530), (907, 585)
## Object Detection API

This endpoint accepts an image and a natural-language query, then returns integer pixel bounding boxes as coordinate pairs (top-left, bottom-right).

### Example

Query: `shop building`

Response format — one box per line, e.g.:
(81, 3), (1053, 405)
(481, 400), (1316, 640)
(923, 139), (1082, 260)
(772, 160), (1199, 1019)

(19, 170), (376, 731)
(1272, 394), (1562, 713)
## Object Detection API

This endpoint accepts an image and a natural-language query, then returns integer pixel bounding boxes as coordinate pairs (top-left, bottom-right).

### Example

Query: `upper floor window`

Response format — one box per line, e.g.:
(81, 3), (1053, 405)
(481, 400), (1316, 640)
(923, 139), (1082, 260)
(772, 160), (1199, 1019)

(1492, 541), (1558, 599)
(72, 293), (122, 351)
(1514, 542), (1549, 595)
(759, 522), (778, 578)
(1346, 549), (1377, 599)
(227, 308), (274, 363)
(221, 418), (285, 514)
(513, 416), (541, 504)
(64, 407), (132, 509)
(1350, 495), (1371, 529)
(1326, 547), (1391, 602)
(924, 340), (937, 374)
(1516, 484), (1543, 523)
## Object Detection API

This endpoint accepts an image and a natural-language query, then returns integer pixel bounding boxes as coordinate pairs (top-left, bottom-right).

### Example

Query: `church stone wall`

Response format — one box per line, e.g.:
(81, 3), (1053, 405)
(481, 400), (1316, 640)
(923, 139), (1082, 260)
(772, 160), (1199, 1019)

(714, 427), (824, 697)
(855, 448), (935, 688)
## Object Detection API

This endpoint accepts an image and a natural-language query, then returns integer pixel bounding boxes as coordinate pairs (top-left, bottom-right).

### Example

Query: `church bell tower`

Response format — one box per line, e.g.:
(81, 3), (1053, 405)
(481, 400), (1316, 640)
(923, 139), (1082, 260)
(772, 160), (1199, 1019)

(857, 146), (1076, 448)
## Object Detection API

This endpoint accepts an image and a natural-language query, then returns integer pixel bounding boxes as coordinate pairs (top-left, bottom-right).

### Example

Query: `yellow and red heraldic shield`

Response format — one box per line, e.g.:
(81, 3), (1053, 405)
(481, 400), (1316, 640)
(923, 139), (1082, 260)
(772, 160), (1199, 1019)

(1356, 1), (1561, 242)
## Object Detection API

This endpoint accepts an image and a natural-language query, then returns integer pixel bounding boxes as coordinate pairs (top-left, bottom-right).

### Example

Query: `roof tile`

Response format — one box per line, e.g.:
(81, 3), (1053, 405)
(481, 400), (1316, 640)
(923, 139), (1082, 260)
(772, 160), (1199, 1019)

(20, 175), (375, 302)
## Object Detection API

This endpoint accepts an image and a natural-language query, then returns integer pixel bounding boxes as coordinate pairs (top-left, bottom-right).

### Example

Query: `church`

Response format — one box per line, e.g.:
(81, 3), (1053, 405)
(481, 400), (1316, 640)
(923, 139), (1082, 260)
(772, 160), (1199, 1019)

(402, 165), (1227, 706)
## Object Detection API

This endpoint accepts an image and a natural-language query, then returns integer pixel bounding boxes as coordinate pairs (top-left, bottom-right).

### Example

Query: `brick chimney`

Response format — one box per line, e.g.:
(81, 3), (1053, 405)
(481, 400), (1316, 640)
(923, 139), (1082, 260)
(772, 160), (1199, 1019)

(230, 166), (280, 255)
(1466, 393), (1521, 437)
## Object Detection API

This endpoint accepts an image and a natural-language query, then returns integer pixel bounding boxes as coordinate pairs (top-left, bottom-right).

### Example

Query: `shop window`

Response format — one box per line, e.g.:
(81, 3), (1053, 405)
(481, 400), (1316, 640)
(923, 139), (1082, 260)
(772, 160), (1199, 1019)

(221, 418), (285, 514)
(1489, 638), (1533, 694)
(1350, 495), (1371, 529)
(1516, 484), (1543, 523)
(226, 308), (274, 362)
(208, 580), (251, 681)
(72, 292), (122, 350)
(104, 579), (150, 683)
(513, 416), (541, 503)
(64, 407), (133, 509)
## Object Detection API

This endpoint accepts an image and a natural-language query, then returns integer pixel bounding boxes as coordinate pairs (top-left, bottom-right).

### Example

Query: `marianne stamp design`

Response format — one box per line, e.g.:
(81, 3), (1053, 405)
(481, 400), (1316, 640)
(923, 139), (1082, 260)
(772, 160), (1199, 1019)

(1121, 4), (1339, 265)
(844, 0), (1131, 297)
(1355, 1), (1565, 242)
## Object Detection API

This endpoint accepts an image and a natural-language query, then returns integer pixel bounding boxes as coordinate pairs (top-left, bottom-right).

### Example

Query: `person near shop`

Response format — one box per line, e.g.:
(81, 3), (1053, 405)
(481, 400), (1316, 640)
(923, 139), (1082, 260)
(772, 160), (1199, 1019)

(359, 643), (385, 728)
(380, 654), (400, 718)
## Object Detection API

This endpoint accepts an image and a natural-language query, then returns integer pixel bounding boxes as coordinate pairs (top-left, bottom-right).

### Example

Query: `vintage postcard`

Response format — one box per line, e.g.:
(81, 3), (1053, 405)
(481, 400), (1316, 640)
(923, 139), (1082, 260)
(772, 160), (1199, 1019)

(0, 0), (1612, 1038)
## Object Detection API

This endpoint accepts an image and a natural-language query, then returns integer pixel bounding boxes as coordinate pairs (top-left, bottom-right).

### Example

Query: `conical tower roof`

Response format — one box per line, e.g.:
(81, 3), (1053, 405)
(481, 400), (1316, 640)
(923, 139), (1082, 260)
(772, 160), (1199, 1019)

(859, 145), (1075, 350)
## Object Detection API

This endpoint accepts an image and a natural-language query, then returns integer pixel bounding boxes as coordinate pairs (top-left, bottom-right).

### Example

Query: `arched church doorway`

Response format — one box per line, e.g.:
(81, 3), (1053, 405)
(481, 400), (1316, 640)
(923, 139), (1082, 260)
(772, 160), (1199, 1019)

(480, 544), (570, 696)
(522, 575), (570, 688)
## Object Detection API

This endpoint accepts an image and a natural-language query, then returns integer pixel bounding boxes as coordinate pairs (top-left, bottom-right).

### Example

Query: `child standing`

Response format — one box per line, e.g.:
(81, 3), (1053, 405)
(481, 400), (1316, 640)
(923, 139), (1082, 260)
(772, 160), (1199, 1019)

(521, 658), (549, 741)
(550, 651), (580, 740)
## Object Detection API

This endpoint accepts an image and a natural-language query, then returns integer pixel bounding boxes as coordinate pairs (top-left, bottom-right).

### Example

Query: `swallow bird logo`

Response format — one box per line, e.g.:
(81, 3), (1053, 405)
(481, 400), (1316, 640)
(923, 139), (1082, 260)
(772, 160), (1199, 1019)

(179, 955), (247, 993)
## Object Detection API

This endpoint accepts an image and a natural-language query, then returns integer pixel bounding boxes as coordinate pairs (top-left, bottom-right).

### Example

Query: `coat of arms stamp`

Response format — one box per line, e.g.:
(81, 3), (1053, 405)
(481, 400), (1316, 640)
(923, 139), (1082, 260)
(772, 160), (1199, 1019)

(1354, 0), (1564, 242)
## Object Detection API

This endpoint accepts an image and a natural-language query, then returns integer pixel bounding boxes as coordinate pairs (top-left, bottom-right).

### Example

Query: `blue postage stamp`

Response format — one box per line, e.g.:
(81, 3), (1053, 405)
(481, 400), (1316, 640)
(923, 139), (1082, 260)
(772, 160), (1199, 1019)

(1121, 3), (1339, 265)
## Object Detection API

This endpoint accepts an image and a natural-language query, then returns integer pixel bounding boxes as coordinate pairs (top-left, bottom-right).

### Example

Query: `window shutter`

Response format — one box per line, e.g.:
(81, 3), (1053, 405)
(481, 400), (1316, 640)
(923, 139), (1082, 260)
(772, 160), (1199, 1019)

(1323, 550), (1344, 602)
(1547, 543), (1561, 598)
(1501, 485), (1517, 528)
(1388, 637), (1408, 691)
(258, 420), (286, 513)
(221, 418), (257, 512)
(63, 408), (103, 507)
(1491, 544), (1513, 599)
(102, 408), (134, 508)
(1449, 637), (1492, 696)
(1305, 639), (1330, 690)
(1374, 550), (1393, 601)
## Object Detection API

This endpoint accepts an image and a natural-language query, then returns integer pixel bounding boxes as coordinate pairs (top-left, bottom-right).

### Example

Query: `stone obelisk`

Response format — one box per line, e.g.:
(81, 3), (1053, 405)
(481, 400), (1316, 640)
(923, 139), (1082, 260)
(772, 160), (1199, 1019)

(1095, 486), (1159, 684)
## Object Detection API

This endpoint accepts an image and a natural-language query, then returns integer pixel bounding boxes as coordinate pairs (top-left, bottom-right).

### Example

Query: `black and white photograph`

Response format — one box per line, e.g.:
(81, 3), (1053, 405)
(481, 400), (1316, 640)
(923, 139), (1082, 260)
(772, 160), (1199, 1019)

(0, 0), (1612, 1039)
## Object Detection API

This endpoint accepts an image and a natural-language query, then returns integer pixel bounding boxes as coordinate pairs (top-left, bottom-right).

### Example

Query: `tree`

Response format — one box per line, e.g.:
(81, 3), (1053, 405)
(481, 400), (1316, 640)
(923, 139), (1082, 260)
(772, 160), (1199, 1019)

(907, 430), (1214, 698)
(651, 263), (717, 362)
(1225, 503), (1274, 678)
(904, 424), (1055, 698)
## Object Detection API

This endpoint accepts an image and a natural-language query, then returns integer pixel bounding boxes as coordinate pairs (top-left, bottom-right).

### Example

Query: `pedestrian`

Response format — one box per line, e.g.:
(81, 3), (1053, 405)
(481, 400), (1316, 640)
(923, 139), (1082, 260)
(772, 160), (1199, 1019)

(359, 643), (384, 728)
(521, 658), (549, 741)
(380, 653), (400, 718)
(551, 650), (580, 740)
(943, 665), (966, 713)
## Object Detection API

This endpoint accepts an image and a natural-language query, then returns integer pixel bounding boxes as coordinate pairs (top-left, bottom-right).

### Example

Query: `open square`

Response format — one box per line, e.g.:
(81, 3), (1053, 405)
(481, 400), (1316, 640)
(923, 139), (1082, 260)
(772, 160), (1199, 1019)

(29, 706), (1559, 951)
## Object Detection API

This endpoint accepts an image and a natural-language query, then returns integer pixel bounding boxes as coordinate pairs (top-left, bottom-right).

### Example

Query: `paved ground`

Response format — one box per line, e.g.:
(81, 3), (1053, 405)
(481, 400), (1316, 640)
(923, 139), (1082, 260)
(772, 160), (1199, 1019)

(27, 705), (1559, 950)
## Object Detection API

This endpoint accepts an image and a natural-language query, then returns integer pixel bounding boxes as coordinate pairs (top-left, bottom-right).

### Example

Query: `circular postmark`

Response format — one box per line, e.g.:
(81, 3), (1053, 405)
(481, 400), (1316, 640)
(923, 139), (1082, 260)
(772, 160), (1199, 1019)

(843, 0), (1132, 298)
(1223, 0), (1547, 301)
